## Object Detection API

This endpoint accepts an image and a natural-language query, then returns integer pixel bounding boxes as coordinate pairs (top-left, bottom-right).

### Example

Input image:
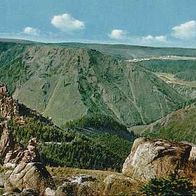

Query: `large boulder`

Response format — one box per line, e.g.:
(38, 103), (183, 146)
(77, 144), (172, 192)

(4, 162), (55, 195)
(122, 137), (192, 180)
(0, 121), (55, 195)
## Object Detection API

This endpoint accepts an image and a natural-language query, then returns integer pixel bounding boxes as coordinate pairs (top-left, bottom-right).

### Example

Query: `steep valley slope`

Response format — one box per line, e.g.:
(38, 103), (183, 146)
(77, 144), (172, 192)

(0, 41), (187, 127)
(131, 102), (196, 144)
(0, 91), (134, 170)
(138, 59), (196, 99)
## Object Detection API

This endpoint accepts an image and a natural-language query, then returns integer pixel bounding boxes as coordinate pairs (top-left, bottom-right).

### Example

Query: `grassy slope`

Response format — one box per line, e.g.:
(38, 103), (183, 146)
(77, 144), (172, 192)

(139, 59), (196, 99)
(0, 41), (187, 127)
(137, 102), (196, 144)
(140, 59), (196, 81)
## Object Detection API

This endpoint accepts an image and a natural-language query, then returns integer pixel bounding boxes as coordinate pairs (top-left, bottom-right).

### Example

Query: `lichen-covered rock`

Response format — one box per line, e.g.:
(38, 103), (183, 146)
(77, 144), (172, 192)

(189, 145), (196, 161)
(122, 137), (192, 180)
(55, 182), (77, 196)
(103, 174), (138, 196)
(0, 121), (55, 195)
(0, 121), (15, 160)
(0, 173), (4, 188)
(55, 175), (97, 196)
(44, 187), (56, 196)
(0, 96), (19, 119)
(20, 188), (38, 196)
(4, 162), (55, 195)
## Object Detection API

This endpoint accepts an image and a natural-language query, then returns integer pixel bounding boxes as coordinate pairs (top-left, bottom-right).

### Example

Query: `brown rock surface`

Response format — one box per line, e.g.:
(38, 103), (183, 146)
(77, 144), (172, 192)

(189, 145), (196, 161)
(0, 121), (15, 161)
(4, 162), (55, 195)
(1, 135), (55, 195)
(0, 96), (19, 119)
(122, 137), (192, 180)
(0, 120), (55, 195)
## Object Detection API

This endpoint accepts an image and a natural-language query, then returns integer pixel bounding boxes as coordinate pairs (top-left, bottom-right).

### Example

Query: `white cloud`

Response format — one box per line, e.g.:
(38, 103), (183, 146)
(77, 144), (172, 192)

(23, 27), (39, 36)
(108, 29), (127, 39)
(51, 13), (85, 32)
(142, 35), (167, 43)
(171, 20), (196, 39)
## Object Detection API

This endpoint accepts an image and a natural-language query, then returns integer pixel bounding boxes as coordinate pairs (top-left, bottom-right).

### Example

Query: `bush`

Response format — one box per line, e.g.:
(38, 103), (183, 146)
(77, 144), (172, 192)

(141, 174), (196, 196)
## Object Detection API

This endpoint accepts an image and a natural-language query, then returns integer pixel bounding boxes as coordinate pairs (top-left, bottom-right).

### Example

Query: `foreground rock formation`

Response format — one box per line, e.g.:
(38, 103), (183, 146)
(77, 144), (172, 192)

(189, 144), (196, 161)
(0, 120), (55, 195)
(122, 137), (192, 180)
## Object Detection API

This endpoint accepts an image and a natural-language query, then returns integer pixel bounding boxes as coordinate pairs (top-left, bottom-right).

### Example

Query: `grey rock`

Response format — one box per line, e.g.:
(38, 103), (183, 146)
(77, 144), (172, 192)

(4, 162), (55, 195)
(122, 137), (192, 180)
(44, 187), (56, 196)
(0, 173), (4, 187)
(21, 188), (38, 196)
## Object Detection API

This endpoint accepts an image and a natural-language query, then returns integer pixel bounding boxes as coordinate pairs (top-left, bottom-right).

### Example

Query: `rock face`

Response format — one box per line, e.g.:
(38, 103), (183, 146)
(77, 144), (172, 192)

(0, 121), (55, 195)
(0, 84), (7, 97)
(0, 121), (15, 162)
(4, 162), (54, 195)
(3, 135), (41, 167)
(122, 137), (192, 180)
(2, 137), (55, 195)
(0, 96), (19, 119)
(189, 145), (196, 161)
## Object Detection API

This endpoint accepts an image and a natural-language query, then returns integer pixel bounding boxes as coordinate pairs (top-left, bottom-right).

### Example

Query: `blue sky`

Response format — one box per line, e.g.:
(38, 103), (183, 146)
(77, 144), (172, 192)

(0, 0), (196, 47)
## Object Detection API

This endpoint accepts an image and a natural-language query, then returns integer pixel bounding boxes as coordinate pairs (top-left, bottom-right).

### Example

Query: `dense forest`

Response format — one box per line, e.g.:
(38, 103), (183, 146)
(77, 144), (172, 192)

(8, 113), (135, 171)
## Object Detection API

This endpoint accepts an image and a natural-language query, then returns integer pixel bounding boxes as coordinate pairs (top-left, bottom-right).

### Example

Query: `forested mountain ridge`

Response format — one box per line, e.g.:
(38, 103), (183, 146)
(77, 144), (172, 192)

(0, 41), (187, 127)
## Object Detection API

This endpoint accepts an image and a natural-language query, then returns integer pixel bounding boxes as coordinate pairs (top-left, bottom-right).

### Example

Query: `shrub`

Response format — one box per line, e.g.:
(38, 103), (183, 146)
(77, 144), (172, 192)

(141, 174), (196, 196)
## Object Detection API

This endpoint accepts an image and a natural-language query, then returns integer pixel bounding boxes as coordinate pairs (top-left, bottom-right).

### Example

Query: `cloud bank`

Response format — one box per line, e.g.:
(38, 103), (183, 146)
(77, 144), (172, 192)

(108, 29), (167, 45)
(142, 35), (167, 43)
(108, 20), (196, 46)
(171, 20), (196, 39)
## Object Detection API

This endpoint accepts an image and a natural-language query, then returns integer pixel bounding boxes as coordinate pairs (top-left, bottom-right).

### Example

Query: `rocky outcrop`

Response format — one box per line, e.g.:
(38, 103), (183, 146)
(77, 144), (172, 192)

(0, 84), (7, 97)
(0, 120), (55, 195)
(0, 106), (40, 166)
(4, 162), (55, 195)
(122, 137), (192, 180)
(0, 96), (19, 119)
(55, 175), (97, 196)
(0, 121), (15, 162)
(3, 137), (55, 195)
(189, 145), (196, 161)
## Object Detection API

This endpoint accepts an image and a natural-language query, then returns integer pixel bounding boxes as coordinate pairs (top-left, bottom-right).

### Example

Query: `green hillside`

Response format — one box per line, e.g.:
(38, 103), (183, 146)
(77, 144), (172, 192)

(138, 59), (196, 99)
(140, 102), (196, 144)
(5, 102), (134, 171)
(0, 41), (187, 127)
(139, 59), (196, 81)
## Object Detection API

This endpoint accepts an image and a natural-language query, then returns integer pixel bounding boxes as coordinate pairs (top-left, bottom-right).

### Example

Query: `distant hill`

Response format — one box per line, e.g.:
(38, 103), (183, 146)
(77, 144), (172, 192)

(137, 59), (196, 99)
(134, 102), (196, 144)
(56, 42), (196, 59)
(0, 40), (187, 127)
(2, 39), (196, 59)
